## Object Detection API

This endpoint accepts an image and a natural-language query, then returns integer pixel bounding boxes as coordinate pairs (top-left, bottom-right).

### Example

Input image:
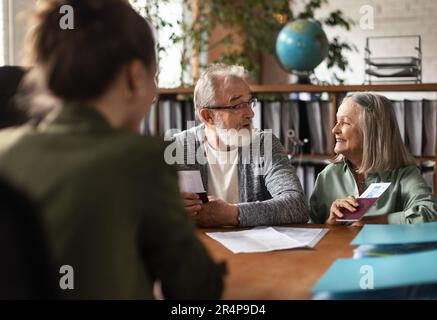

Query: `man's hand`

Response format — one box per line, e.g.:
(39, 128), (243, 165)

(181, 192), (203, 216)
(194, 197), (239, 227)
(326, 196), (359, 225)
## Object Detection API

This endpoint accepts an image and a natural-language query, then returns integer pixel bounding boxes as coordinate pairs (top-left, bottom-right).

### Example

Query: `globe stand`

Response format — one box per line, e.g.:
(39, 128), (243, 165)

(293, 70), (315, 84)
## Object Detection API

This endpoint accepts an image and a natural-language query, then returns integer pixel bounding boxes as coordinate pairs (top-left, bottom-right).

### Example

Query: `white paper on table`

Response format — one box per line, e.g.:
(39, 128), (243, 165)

(177, 170), (206, 193)
(271, 227), (329, 248)
(206, 227), (304, 253)
(359, 182), (391, 199)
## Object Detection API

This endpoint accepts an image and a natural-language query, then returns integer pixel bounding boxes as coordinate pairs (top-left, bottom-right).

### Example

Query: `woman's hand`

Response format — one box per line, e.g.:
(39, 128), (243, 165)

(326, 196), (359, 224)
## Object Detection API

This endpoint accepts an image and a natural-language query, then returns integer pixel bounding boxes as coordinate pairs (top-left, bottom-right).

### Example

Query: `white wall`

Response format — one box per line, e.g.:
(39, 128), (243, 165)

(3, 1), (437, 88)
(302, 0), (437, 85)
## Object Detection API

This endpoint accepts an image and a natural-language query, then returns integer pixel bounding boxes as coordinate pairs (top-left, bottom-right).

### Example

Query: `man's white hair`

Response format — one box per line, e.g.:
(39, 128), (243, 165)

(193, 63), (248, 121)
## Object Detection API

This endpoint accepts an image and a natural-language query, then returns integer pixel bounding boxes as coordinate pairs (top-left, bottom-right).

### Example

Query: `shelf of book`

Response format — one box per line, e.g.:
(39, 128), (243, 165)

(158, 83), (437, 95)
(290, 154), (434, 163)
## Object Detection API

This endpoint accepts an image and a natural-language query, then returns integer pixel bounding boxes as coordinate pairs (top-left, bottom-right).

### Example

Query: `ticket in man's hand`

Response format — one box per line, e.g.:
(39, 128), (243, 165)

(336, 182), (391, 222)
(177, 170), (209, 203)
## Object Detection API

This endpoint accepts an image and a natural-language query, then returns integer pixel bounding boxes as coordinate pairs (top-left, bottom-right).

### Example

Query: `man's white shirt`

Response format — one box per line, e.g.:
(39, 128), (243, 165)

(205, 142), (239, 204)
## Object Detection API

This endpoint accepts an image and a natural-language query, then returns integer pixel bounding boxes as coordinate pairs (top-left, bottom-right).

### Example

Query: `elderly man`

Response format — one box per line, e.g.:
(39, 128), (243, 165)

(168, 63), (308, 227)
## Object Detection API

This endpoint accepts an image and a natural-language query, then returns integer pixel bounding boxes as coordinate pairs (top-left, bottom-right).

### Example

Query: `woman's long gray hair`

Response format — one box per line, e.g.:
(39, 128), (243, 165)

(334, 92), (416, 173)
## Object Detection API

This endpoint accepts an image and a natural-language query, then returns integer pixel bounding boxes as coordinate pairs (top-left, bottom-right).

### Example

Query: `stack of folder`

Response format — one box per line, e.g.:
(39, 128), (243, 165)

(312, 222), (437, 299)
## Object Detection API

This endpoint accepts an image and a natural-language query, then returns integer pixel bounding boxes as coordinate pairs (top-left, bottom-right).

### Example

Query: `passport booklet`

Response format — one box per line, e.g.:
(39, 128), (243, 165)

(336, 182), (391, 222)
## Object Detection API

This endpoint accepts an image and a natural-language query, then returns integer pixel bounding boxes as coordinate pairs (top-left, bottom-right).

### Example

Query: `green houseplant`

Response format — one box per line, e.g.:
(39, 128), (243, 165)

(131, 0), (356, 85)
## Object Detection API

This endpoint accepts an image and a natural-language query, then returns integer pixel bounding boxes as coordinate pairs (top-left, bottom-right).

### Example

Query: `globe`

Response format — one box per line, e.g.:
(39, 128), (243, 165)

(276, 19), (329, 72)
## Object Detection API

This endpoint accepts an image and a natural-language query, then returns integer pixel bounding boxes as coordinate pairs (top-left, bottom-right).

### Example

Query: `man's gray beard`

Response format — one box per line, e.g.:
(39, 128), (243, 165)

(215, 115), (253, 148)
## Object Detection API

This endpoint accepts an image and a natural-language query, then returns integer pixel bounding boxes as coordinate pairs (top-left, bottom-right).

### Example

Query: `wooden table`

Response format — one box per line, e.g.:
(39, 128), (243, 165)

(199, 225), (360, 300)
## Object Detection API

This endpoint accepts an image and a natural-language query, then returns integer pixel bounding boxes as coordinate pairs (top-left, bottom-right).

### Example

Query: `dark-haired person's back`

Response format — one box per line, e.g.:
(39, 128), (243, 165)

(0, 104), (225, 299)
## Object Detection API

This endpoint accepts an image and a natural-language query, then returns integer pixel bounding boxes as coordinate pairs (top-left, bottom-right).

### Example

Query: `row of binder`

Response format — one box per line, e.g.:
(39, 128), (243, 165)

(392, 99), (436, 157)
(263, 99), (437, 157)
(262, 100), (334, 155)
(142, 100), (197, 137)
(143, 99), (335, 154)
(144, 98), (437, 157)
(294, 163), (327, 201)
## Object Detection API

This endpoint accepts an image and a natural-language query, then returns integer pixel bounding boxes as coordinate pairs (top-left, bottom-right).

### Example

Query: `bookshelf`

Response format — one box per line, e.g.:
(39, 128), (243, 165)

(159, 83), (437, 94)
(154, 83), (437, 196)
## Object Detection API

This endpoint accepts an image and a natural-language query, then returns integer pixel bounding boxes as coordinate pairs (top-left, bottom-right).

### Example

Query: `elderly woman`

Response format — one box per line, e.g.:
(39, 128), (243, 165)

(310, 93), (437, 225)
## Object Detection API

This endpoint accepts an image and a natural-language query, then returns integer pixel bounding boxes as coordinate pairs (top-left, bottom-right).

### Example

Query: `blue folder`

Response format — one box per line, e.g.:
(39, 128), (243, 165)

(351, 222), (437, 245)
(313, 283), (437, 300)
(353, 243), (437, 258)
(312, 249), (437, 294)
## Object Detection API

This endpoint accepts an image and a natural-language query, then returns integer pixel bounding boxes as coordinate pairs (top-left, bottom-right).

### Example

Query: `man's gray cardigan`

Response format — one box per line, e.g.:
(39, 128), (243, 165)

(167, 124), (309, 227)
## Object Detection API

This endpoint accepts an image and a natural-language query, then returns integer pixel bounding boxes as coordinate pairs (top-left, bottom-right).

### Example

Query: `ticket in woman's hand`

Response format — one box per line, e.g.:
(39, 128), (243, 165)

(336, 183), (391, 222)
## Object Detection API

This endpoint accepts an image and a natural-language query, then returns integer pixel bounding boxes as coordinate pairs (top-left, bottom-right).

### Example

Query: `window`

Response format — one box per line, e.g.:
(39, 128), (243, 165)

(0, 0), (5, 65)
(130, 0), (185, 88)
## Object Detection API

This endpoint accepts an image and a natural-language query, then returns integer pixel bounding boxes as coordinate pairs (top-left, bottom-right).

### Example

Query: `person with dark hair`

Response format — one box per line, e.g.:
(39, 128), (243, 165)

(0, 0), (225, 299)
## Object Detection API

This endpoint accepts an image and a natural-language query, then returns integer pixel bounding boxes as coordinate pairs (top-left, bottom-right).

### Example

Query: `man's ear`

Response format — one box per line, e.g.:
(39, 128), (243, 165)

(125, 59), (145, 94)
(200, 108), (214, 125)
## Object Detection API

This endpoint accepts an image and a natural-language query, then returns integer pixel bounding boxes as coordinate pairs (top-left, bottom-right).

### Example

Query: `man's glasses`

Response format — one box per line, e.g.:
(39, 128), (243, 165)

(204, 98), (258, 111)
